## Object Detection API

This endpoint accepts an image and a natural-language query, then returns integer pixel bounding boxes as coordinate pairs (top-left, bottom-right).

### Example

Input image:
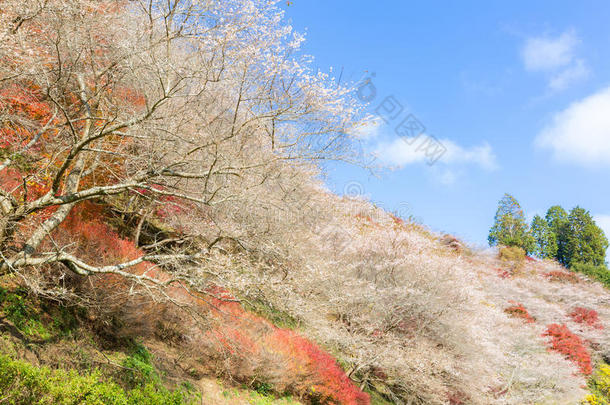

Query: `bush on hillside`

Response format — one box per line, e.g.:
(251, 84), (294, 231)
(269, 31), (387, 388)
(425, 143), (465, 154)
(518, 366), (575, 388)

(0, 354), (192, 405)
(571, 263), (610, 289)
(200, 287), (370, 405)
(542, 324), (592, 375)
(499, 246), (526, 271)
(504, 302), (535, 323)
(569, 307), (603, 329)
(543, 270), (580, 283)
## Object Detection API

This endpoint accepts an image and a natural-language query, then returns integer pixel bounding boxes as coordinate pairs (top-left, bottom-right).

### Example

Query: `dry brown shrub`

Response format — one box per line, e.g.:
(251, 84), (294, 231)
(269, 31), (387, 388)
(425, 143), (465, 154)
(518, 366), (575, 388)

(499, 246), (526, 273)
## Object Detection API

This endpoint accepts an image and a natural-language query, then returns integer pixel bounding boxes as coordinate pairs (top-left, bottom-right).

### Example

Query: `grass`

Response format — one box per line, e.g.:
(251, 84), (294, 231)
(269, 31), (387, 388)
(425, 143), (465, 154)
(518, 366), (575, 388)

(0, 353), (195, 404)
(219, 385), (300, 405)
(0, 285), (200, 404)
(247, 391), (301, 405)
(364, 387), (394, 405)
(0, 286), (52, 340)
(242, 297), (301, 330)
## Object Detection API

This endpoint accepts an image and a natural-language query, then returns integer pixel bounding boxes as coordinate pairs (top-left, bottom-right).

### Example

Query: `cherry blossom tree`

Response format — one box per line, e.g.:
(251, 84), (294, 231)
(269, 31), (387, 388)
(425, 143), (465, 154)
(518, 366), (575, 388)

(0, 0), (365, 291)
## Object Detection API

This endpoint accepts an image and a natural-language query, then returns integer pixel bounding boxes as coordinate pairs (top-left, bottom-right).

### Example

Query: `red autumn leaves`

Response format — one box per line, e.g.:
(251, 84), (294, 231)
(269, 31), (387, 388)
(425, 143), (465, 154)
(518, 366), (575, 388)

(504, 300), (601, 376)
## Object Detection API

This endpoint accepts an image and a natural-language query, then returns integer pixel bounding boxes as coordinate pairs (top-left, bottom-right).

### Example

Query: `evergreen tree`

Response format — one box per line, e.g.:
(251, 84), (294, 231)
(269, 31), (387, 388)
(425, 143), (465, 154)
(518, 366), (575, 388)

(488, 194), (535, 254)
(545, 205), (569, 265)
(531, 214), (557, 259)
(493, 202), (608, 267)
(564, 207), (608, 267)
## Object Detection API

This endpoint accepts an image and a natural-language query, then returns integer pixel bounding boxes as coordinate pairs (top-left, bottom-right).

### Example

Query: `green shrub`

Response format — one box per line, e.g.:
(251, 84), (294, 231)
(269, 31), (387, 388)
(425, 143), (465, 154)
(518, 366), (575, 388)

(571, 263), (610, 289)
(253, 381), (273, 396)
(46, 304), (84, 338)
(0, 354), (192, 404)
(121, 342), (159, 388)
(242, 297), (300, 330)
(0, 287), (50, 339)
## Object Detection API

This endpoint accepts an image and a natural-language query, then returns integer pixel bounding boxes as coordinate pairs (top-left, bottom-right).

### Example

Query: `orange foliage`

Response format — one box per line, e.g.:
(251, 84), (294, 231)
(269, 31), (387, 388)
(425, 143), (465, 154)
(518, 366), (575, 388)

(504, 302), (535, 323)
(48, 202), (156, 279)
(495, 267), (511, 279)
(544, 271), (579, 283)
(267, 329), (369, 404)
(201, 286), (369, 404)
(542, 324), (592, 375)
(569, 307), (603, 329)
(0, 84), (52, 122)
(42, 206), (369, 403)
(112, 86), (147, 109)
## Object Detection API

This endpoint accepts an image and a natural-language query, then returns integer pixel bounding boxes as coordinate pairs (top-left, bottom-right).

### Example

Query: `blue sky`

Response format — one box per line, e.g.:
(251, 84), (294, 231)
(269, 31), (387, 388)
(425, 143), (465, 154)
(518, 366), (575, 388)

(282, 1), (610, 247)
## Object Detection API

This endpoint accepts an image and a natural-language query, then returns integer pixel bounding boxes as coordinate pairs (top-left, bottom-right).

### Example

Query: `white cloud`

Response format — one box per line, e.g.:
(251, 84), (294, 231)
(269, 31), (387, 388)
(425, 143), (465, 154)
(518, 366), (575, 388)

(443, 140), (498, 169)
(431, 167), (465, 186)
(536, 86), (610, 167)
(522, 31), (578, 72)
(521, 31), (588, 90)
(548, 59), (589, 91)
(375, 136), (497, 170)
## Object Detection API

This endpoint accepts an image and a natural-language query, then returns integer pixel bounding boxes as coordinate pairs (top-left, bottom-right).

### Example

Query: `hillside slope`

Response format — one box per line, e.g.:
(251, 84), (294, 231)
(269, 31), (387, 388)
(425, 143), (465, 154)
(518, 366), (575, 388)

(1, 195), (608, 404)
(223, 194), (610, 404)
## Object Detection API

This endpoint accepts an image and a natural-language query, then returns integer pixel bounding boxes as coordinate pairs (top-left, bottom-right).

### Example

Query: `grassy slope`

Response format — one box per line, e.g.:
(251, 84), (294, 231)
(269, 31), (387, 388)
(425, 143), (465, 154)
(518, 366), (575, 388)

(463, 248), (610, 403)
(1, 206), (609, 404)
(0, 283), (301, 405)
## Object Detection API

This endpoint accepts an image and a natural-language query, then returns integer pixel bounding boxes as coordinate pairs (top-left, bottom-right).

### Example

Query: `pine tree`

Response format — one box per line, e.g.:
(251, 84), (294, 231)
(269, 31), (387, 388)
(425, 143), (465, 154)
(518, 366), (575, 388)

(545, 206), (569, 265)
(564, 207), (608, 267)
(488, 194), (535, 254)
(531, 214), (557, 259)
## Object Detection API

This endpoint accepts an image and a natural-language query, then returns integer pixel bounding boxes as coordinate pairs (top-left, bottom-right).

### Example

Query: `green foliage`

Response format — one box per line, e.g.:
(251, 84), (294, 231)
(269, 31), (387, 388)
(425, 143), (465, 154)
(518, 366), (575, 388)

(505, 203), (609, 269)
(0, 287), (85, 340)
(564, 207), (608, 267)
(571, 262), (610, 289)
(545, 206), (569, 264)
(488, 194), (535, 254)
(0, 288), (198, 404)
(47, 305), (83, 338)
(121, 342), (159, 388)
(254, 381), (274, 396)
(531, 214), (558, 259)
(242, 297), (300, 330)
(0, 286), (50, 339)
(0, 354), (192, 404)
